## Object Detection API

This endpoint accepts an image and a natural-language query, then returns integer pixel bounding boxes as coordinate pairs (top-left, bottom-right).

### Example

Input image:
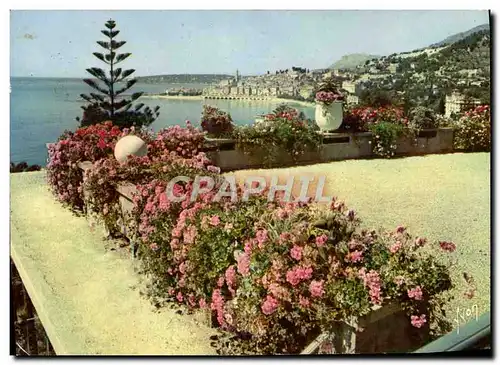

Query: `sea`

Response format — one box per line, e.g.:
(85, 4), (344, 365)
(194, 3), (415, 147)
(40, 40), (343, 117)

(10, 77), (315, 166)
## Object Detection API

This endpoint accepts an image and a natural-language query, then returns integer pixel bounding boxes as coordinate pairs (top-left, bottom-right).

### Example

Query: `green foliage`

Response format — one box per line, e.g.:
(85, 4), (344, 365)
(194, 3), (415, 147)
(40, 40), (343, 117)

(368, 121), (405, 158)
(77, 19), (160, 128)
(359, 88), (395, 108)
(233, 108), (322, 168)
(408, 106), (439, 130)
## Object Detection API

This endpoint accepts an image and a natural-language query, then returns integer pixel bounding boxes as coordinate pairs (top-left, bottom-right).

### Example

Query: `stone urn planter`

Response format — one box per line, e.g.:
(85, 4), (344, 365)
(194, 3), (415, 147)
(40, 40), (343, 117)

(315, 101), (343, 132)
(114, 135), (148, 163)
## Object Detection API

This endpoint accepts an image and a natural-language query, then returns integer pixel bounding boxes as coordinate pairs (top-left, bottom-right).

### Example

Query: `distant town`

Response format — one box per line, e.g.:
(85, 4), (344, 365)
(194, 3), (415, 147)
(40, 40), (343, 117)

(148, 23), (489, 119)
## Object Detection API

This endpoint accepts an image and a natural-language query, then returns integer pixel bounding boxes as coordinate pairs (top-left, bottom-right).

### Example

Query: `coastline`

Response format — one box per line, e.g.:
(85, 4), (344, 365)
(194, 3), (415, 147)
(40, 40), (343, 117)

(141, 94), (315, 108)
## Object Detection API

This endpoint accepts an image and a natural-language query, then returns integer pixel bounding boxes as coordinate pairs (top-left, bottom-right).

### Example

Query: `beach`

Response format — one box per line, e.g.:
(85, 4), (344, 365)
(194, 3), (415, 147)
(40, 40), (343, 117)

(141, 94), (315, 107)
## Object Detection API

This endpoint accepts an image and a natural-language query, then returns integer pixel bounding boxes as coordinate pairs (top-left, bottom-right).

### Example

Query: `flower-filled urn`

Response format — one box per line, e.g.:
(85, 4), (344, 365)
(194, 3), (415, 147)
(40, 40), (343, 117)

(314, 78), (345, 132)
(114, 135), (148, 163)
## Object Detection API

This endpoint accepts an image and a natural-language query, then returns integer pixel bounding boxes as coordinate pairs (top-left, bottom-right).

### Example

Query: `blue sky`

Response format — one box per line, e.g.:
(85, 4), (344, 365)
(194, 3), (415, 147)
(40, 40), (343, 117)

(10, 10), (489, 77)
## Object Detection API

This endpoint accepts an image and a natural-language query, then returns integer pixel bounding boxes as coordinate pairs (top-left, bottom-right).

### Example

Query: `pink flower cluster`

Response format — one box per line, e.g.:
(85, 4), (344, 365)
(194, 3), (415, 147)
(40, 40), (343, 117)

(148, 121), (205, 160)
(410, 314), (427, 328)
(316, 91), (344, 104)
(407, 286), (423, 301)
(309, 280), (325, 298)
(359, 268), (383, 305)
(286, 266), (313, 286)
(261, 295), (280, 315)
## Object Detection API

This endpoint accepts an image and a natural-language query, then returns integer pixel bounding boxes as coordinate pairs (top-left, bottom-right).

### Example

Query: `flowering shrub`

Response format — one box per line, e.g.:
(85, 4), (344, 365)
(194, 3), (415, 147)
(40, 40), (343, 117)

(208, 201), (463, 354)
(233, 110), (321, 168)
(46, 121), (133, 210)
(201, 105), (234, 137)
(148, 121), (206, 160)
(453, 105), (490, 152)
(342, 106), (408, 132)
(368, 121), (406, 158)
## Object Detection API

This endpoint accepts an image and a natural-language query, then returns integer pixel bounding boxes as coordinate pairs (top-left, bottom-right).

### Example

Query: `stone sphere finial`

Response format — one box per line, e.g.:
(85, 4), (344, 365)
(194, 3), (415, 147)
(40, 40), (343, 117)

(114, 135), (147, 163)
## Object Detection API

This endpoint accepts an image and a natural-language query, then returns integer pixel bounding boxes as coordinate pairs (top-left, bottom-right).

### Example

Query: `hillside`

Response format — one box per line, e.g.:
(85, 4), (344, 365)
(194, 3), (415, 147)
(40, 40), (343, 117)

(329, 53), (380, 70)
(348, 28), (490, 108)
(430, 23), (490, 47)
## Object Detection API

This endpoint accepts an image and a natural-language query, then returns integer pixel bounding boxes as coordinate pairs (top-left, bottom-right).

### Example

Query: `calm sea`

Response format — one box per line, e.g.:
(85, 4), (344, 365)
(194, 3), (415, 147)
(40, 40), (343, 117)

(10, 77), (315, 166)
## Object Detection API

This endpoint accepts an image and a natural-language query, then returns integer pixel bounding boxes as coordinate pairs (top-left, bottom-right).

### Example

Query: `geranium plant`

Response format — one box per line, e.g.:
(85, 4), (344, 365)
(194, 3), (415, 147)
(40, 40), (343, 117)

(233, 109), (322, 168)
(200, 105), (235, 137)
(315, 78), (345, 105)
(453, 104), (490, 152)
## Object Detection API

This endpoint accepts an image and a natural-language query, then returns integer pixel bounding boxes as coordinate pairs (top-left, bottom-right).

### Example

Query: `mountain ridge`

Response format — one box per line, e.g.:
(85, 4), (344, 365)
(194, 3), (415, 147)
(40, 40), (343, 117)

(328, 22), (490, 70)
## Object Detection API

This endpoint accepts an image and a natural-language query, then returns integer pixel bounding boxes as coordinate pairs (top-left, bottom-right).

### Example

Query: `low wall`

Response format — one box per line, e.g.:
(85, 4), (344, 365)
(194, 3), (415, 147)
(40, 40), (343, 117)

(204, 128), (455, 171)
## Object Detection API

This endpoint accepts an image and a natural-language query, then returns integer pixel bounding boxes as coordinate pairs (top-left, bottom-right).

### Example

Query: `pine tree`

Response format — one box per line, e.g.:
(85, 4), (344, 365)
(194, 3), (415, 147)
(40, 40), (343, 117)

(77, 19), (160, 128)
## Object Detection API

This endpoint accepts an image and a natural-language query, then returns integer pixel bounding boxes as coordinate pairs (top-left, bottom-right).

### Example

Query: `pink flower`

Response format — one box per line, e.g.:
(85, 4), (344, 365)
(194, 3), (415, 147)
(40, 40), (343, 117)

(236, 252), (250, 277)
(407, 286), (423, 301)
(390, 241), (402, 254)
(299, 295), (310, 308)
(290, 245), (303, 261)
(315, 234), (328, 247)
(309, 280), (325, 298)
(396, 225), (406, 234)
(347, 250), (364, 263)
(210, 215), (221, 227)
(439, 241), (456, 253)
(410, 314), (427, 328)
(225, 265), (237, 288)
(176, 292), (184, 302)
(256, 229), (268, 247)
(359, 269), (382, 305)
(286, 266), (313, 286)
(183, 225), (198, 244)
(199, 298), (207, 308)
(261, 295), (279, 315)
(279, 232), (291, 244)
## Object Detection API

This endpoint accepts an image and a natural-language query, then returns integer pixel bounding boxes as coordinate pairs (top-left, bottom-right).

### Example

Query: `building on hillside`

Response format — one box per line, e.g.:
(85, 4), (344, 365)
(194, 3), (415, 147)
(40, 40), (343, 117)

(342, 81), (362, 95)
(388, 64), (397, 74)
(346, 94), (360, 105)
(445, 92), (482, 117)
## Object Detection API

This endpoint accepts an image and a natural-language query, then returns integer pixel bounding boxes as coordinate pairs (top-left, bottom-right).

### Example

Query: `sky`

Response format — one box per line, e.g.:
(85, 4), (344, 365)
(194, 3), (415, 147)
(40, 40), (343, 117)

(10, 10), (490, 78)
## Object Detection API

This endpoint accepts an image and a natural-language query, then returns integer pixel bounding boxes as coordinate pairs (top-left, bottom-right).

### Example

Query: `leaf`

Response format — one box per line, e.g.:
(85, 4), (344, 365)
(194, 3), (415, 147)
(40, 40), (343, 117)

(134, 103), (145, 111)
(92, 52), (108, 63)
(110, 40), (126, 50)
(96, 41), (110, 50)
(110, 30), (119, 38)
(112, 67), (122, 80)
(101, 30), (112, 38)
(79, 93), (93, 102)
(115, 53), (132, 64)
(131, 92), (143, 101)
(115, 79), (137, 95)
(90, 93), (105, 102)
(119, 69), (135, 80)
(105, 20), (116, 29)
